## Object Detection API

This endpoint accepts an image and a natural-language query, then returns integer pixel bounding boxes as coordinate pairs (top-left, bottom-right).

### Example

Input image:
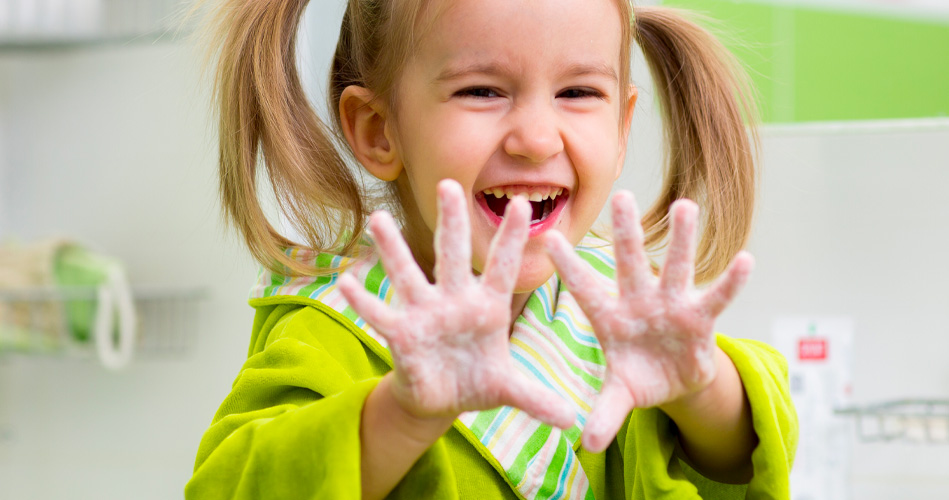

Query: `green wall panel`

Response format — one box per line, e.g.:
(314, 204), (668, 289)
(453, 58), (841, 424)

(793, 11), (949, 121)
(660, 0), (949, 122)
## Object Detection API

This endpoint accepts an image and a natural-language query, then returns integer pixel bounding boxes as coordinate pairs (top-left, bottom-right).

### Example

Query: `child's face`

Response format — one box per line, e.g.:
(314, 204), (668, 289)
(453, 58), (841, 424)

(390, 0), (634, 291)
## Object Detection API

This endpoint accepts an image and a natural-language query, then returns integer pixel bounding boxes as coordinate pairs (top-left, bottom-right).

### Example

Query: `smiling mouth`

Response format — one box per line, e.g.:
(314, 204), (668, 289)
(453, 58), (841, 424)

(476, 186), (568, 225)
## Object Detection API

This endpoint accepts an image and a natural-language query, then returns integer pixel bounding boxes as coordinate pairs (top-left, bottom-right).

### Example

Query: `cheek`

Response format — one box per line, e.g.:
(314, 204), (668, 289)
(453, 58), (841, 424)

(562, 120), (623, 242)
(567, 111), (622, 162)
(439, 114), (501, 167)
(408, 109), (497, 171)
(398, 119), (497, 233)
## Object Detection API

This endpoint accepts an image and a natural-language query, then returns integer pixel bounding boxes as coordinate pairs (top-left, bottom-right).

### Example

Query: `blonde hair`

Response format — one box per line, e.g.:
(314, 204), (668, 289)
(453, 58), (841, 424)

(203, 0), (757, 283)
(628, 6), (759, 283)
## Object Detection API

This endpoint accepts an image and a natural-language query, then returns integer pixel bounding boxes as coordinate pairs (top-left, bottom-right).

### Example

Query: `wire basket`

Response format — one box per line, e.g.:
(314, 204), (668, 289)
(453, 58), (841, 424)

(0, 285), (207, 362)
(835, 400), (949, 444)
(133, 285), (207, 358)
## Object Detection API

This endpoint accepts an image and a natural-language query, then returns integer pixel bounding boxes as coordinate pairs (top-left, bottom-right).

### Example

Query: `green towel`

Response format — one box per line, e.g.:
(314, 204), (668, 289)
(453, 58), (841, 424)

(53, 244), (122, 343)
(53, 243), (137, 369)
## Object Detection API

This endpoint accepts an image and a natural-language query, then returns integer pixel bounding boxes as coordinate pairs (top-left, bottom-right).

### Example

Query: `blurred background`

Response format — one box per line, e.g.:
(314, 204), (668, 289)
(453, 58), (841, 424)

(0, 0), (946, 498)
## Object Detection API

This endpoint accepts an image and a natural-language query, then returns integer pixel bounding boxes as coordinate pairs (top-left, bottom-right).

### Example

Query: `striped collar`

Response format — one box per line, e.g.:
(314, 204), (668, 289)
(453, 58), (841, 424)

(249, 236), (616, 500)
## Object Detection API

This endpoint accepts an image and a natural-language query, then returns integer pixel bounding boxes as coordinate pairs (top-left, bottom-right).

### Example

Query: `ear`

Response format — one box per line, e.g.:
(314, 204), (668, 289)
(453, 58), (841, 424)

(339, 85), (403, 181)
(615, 84), (639, 180)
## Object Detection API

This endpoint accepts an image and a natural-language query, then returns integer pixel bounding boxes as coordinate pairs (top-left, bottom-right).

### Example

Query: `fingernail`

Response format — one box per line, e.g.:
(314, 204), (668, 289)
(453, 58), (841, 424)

(440, 178), (463, 197)
(437, 184), (447, 205)
(505, 196), (523, 213)
(338, 273), (353, 291)
(739, 251), (756, 271)
(561, 406), (577, 428)
(673, 198), (698, 212)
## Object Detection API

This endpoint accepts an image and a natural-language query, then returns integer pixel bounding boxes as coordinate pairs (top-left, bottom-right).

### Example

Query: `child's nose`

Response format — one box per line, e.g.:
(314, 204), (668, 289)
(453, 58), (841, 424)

(502, 100), (564, 164)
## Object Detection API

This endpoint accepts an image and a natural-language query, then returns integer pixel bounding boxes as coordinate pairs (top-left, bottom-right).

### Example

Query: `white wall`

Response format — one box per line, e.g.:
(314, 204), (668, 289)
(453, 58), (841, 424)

(721, 121), (949, 498)
(0, 42), (256, 498)
(0, 71), (6, 237)
(0, 1), (946, 499)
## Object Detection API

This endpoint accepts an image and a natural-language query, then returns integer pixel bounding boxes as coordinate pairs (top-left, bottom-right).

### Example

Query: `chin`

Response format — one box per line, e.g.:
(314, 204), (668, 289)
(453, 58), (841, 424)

(511, 247), (558, 294)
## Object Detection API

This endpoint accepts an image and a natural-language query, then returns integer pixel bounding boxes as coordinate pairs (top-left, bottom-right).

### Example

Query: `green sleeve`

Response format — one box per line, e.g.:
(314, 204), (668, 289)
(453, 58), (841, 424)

(184, 303), (463, 499)
(581, 334), (797, 500)
(716, 335), (798, 498)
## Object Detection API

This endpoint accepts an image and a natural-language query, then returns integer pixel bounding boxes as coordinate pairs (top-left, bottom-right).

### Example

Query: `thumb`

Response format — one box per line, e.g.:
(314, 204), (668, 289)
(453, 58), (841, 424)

(582, 379), (635, 453)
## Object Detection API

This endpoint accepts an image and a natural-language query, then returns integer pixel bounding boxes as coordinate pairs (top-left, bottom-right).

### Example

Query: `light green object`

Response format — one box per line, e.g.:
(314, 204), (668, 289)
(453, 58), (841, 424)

(52, 243), (137, 371)
(185, 300), (797, 499)
(53, 244), (120, 343)
(660, 0), (949, 122)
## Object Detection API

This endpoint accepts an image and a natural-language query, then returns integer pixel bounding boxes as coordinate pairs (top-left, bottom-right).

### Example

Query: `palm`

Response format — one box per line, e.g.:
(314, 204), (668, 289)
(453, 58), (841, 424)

(377, 280), (525, 416)
(340, 180), (575, 429)
(593, 292), (718, 410)
(545, 191), (754, 452)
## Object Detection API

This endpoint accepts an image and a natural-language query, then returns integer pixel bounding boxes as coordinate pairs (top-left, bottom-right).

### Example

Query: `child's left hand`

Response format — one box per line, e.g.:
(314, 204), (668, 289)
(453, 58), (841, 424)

(544, 190), (754, 453)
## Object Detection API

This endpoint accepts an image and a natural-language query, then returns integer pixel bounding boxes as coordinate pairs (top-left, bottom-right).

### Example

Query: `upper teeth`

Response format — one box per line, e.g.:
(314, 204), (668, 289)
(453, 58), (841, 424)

(482, 187), (564, 202)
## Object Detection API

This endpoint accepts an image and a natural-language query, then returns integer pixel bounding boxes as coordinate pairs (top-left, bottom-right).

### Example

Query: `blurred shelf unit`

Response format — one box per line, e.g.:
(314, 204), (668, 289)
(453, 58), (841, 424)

(0, 285), (208, 360)
(836, 400), (949, 445)
(0, 0), (188, 50)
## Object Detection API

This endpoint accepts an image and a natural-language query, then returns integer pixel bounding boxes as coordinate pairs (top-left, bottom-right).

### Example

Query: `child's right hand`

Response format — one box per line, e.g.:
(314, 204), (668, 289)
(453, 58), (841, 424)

(339, 179), (576, 430)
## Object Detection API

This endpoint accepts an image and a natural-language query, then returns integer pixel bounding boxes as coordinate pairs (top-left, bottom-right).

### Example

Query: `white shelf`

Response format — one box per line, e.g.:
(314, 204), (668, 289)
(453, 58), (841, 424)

(836, 400), (949, 444)
(0, 0), (187, 51)
(0, 285), (208, 361)
(0, 30), (179, 50)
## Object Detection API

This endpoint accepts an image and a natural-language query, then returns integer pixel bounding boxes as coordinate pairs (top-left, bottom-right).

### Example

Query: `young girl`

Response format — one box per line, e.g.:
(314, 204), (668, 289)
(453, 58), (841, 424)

(186, 0), (796, 498)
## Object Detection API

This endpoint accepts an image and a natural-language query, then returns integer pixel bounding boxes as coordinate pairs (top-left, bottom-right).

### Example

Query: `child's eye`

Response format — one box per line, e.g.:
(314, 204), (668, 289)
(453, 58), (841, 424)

(456, 87), (500, 99)
(558, 88), (604, 99)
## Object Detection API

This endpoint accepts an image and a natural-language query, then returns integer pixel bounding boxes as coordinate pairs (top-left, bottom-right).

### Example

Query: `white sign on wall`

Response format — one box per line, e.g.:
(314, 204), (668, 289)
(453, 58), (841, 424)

(773, 317), (855, 500)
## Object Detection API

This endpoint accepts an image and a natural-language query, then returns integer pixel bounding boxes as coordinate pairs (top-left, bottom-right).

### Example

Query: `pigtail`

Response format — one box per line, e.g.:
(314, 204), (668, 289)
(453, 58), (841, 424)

(204, 0), (366, 276)
(633, 6), (759, 284)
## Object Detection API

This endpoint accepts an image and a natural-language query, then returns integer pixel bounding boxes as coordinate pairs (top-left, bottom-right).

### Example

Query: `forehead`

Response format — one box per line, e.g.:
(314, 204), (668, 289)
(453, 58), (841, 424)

(412, 0), (624, 78)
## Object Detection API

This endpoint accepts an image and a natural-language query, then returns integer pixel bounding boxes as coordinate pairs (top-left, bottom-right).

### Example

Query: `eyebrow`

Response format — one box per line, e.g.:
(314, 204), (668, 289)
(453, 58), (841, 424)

(561, 63), (619, 83)
(434, 61), (619, 83)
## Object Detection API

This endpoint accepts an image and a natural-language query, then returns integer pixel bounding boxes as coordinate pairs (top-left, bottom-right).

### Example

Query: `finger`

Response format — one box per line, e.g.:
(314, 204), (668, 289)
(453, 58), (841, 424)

(658, 200), (699, 294)
(543, 231), (612, 318)
(699, 250), (755, 318)
(369, 210), (429, 303)
(338, 273), (401, 341)
(499, 374), (576, 430)
(582, 378), (635, 453)
(611, 191), (652, 296)
(434, 179), (472, 291)
(481, 197), (530, 295)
